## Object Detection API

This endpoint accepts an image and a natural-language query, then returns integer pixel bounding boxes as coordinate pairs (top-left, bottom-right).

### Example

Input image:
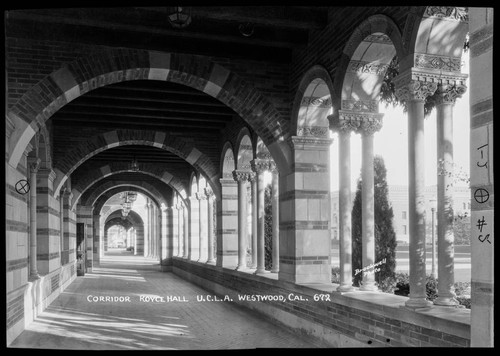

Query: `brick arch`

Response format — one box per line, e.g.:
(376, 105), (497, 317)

(235, 127), (254, 171)
(220, 142), (236, 180)
(71, 166), (183, 211)
(105, 217), (133, 232)
(400, 6), (469, 73)
(84, 184), (168, 213)
(53, 130), (213, 199)
(291, 65), (334, 139)
(7, 48), (291, 175)
(332, 14), (405, 115)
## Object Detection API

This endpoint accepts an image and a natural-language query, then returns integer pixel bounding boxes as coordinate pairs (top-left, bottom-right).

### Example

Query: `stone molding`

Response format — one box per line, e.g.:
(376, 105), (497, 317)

(347, 60), (389, 76)
(250, 158), (271, 174)
(300, 96), (332, 108)
(394, 76), (438, 102)
(424, 6), (468, 22)
(414, 53), (462, 72)
(219, 178), (237, 186)
(37, 168), (57, 182)
(27, 157), (41, 173)
(288, 136), (333, 149)
(436, 83), (468, 105)
(341, 99), (378, 113)
(297, 125), (330, 138)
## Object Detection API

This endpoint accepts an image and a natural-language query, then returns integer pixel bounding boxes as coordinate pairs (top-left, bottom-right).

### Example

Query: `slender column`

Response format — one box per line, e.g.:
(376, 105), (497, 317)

(250, 161), (267, 274)
(171, 205), (179, 257)
(331, 113), (357, 292)
(205, 187), (216, 263)
(270, 162), (280, 273)
(28, 157), (41, 279)
(176, 204), (183, 257)
(217, 178), (239, 267)
(395, 74), (437, 308)
(233, 170), (253, 270)
(250, 176), (258, 268)
(434, 83), (466, 305)
(182, 202), (189, 259)
(144, 201), (150, 257)
(197, 192), (208, 262)
(359, 116), (382, 291)
(189, 195), (200, 261)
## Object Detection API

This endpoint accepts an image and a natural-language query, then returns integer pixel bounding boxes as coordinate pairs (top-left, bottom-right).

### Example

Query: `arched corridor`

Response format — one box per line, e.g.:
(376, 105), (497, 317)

(5, 6), (493, 349)
(10, 250), (319, 350)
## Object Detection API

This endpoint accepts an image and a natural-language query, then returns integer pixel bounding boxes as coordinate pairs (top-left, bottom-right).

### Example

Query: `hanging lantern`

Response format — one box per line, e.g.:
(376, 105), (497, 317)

(168, 6), (192, 29)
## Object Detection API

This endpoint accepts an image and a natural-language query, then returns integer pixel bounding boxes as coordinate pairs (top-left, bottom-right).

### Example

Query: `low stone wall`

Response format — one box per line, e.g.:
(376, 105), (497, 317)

(172, 258), (471, 348)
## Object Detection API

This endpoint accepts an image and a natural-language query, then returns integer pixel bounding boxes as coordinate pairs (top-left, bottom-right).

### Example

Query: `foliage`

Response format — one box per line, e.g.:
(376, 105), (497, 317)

(331, 266), (341, 284)
(454, 214), (471, 245)
(351, 155), (397, 287)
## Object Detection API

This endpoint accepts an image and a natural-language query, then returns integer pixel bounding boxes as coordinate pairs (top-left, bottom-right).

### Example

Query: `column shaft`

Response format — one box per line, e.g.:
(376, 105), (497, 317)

(435, 99), (458, 305)
(271, 168), (279, 273)
(251, 178), (258, 268)
(256, 170), (266, 273)
(406, 99), (432, 307)
(183, 205), (189, 258)
(206, 189), (216, 263)
(337, 130), (354, 291)
(198, 194), (208, 262)
(360, 133), (377, 291)
(28, 162), (39, 278)
(236, 179), (248, 270)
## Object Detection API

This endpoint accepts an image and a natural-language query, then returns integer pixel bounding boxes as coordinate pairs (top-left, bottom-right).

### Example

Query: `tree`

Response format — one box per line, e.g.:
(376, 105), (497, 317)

(351, 155), (397, 287)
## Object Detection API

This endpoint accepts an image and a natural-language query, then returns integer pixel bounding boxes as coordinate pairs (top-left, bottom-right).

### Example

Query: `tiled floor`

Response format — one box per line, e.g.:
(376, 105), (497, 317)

(10, 250), (320, 350)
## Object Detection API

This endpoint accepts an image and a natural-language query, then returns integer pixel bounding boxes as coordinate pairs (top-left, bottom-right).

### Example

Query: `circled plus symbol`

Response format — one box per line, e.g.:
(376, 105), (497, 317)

(474, 188), (490, 204)
(15, 179), (30, 195)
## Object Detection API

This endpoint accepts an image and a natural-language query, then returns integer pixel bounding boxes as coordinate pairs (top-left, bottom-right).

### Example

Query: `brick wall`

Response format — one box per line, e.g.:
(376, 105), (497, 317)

(173, 258), (470, 348)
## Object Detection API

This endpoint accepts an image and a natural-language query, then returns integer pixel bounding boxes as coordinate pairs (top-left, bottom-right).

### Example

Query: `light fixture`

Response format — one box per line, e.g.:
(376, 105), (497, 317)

(239, 22), (254, 37)
(168, 6), (192, 29)
(130, 157), (139, 172)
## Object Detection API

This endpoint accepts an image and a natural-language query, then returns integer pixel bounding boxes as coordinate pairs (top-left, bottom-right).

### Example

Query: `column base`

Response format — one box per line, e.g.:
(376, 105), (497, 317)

(359, 282), (378, 292)
(270, 268), (279, 273)
(337, 284), (355, 292)
(434, 296), (459, 306)
(255, 268), (268, 274)
(206, 259), (216, 264)
(404, 297), (433, 309)
(28, 273), (40, 281)
(235, 265), (248, 271)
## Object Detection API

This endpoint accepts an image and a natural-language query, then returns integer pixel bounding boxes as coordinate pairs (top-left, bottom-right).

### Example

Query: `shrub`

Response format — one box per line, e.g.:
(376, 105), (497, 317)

(331, 267), (341, 284)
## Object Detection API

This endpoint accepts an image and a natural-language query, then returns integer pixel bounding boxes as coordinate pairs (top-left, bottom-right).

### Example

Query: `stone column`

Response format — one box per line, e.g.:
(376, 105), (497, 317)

(217, 178), (239, 267)
(171, 205), (179, 257)
(270, 162), (280, 273)
(144, 201), (150, 257)
(434, 83), (466, 306)
(161, 205), (172, 270)
(250, 160), (267, 274)
(205, 187), (216, 263)
(176, 203), (183, 257)
(359, 115), (383, 291)
(395, 72), (437, 308)
(233, 170), (253, 271)
(182, 202), (189, 259)
(331, 112), (357, 292)
(28, 157), (41, 279)
(189, 195), (200, 261)
(92, 213), (101, 263)
(197, 191), (208, 262)
(250, 175), (258, 268)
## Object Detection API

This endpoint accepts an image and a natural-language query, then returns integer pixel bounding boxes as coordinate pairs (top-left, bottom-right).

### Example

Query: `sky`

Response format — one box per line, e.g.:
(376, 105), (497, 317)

(330, 53), (470, 192)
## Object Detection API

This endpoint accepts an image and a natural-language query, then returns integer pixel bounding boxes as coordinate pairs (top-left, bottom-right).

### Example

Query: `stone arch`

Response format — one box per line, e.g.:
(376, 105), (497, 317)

(52, 130), (212, 199)
(220, 142), (236, 180)
(401, 6), (469, 72)
(235, 128), (254, 171)
(333, 14), (405, 115)
(69, 162), (184, 209)
(85, 184), (166, 214)
(103, 209), (145, 255)
(292, 66), (333, 139)
(7, 48), (290, 175)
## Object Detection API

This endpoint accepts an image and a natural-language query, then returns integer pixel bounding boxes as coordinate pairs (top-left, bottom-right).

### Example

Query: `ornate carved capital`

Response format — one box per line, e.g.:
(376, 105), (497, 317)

(250, 159), (271, 174)
(341, 99), (378, 113)
(27, 157), (41, 174)
(204, 187), (214, 199)
(435, 83), (468, 105)
(196, 191), (207, 200)
(395, 79), (438, 102)
(332, 111), (383, 135)
(269, 161), (279, 174)
(360, 116), (383, 136)
(424, 6), (468, 22)
(232, 170), (254, 182)
(288, 136), (333, 149)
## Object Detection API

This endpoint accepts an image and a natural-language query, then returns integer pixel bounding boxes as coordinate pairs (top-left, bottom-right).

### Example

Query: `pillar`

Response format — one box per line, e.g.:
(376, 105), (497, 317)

(279, 133), (332, 284)
(205, 187), (216, 263)
(92, 213), (100, 264)
(197, 191), (208, 262)
(182, 202), (189, 259)
(250, 176), (258, 268)
(27, 157), (40, 279)
(189, 195), (200, 261)
(161, 205), (172, 270)
(171, 205), (179, 257)
(144, 201), (151, 257)
(359, 116), (382, 291)
(469, 7), (493, 347)
(434, 83), (466, 305)
(233, 170), (253, 270)
(395, 72), (437, 308)
(217, 178), (239, 267)
(250, 161), (267, 273)
(331, 113), (355, 292)
(270, 162), (280, 273)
